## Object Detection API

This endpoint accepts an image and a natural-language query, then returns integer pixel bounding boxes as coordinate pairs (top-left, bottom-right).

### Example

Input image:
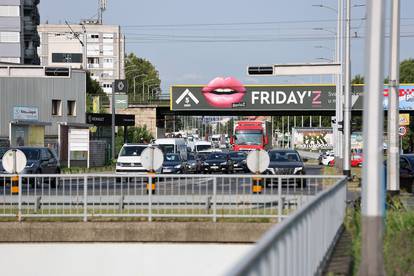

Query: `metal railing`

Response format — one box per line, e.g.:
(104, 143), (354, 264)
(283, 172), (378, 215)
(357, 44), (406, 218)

(226, 176), (347, 276)
(0, 174), (342, 222)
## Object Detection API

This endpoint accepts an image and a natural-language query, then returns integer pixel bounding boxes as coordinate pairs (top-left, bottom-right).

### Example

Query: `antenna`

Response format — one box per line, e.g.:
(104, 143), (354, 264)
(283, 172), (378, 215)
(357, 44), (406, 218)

(98, 0), (107, 24)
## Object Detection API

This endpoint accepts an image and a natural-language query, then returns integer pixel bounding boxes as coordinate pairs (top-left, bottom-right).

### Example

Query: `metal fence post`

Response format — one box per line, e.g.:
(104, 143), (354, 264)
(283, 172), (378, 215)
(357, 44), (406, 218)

(213, 177), (217, 222)
(18, 175), (22, 222)
(278, 176), (282, 223)
(148, 175), (152, 222)
(83, 176), (87, 222)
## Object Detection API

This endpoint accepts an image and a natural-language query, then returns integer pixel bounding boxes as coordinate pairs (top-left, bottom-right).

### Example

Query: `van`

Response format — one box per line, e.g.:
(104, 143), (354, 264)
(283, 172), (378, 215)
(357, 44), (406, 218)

(154, 138), (188, 160)
(115, 144), (149, 174)
(194, 140), (213, 153)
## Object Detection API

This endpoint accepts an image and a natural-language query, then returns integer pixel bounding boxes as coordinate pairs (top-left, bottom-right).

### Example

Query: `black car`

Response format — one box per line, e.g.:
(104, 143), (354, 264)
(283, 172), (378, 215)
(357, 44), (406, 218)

(228, 151), (248, 172)
(161, 153), (186, 174)
(385, 154), (414, 193)
(266, 149), (306, 186)
(0, 147), (8, 174)
(186, 153), (205, 174)
(203, 152), (234, 174)
(16, 147), (61, 175)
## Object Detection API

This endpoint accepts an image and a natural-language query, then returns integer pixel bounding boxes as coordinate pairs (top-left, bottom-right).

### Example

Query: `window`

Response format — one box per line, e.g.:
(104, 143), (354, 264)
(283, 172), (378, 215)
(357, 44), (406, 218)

(52, 100), (62, 116)
(67, 100), (76, 116)
(52, 53), (83, 63)
(103, 58), (113, 68)
(103, 45), (113, 56)
(0, 32), (19, 43)
(103, 33), (114, 42)
(0, 6), (20, 17)
(87, 44), (100, 56)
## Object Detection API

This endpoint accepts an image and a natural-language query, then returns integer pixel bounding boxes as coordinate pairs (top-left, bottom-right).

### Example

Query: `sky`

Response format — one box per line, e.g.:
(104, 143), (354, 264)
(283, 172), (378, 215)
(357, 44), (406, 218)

(38, 0), (414, 93)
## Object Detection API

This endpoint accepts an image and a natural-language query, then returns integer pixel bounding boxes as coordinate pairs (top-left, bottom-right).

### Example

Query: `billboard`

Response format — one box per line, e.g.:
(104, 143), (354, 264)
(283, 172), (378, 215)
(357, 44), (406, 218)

(171, 77), (414, 112)
(291, 128), (333, 151)
(13, 106), (39, 121)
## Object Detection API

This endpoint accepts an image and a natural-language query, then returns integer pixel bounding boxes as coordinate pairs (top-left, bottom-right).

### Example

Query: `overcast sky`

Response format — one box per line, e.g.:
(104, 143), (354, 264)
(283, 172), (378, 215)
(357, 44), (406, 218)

(39, 0), (414, 92)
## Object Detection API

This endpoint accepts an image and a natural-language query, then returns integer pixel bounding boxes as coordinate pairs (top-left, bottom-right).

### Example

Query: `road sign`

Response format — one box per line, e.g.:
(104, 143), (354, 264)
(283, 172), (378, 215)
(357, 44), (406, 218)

(86, 113), (135, 126)
(399, 114), (410, 126)
(399, 126), (407, 136)
(141, 147), (164, 171)
(2, 149), (27, 174)
(114, 79), (128, 93)
(246, 150), (270, 173)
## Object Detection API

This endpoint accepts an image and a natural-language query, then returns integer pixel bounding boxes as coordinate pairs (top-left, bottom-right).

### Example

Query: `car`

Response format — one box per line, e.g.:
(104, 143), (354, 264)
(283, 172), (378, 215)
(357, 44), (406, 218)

(265, 149), (307, 187)
(16, 147), (61, 175)
(161, 153), (186, 174)
(0, 147), (8, 174)
(351, 154), (363, 167)
(203, 152), (234, 174)
(385, 154), (414, 193)
(321, 152), (335, 166)
(185, 153), (205, 174)
(116, 144), (149, 174)
(228, 151), (248, 172)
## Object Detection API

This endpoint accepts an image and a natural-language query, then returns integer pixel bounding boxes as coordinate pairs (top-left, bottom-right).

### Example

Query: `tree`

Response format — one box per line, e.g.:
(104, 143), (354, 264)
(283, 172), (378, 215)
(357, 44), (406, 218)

(352, 74), (364, 84)
(85, 72), (109, 113)
(399, 58), (414, 83)
(125, 53), (161, 103)
(115, 125), (154, 153)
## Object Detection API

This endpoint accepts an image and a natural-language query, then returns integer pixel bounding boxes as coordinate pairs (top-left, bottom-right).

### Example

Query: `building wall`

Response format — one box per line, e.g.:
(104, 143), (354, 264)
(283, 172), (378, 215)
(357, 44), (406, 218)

(37, 23), (125, 93)
(0, 69), (86, 138)
(0, 0), (40, 64)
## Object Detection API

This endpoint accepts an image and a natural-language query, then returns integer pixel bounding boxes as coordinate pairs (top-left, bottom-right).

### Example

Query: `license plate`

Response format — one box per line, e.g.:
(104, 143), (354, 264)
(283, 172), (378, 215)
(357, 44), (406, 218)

(163, 169), (172, 173)
(211, 166), (218, 169)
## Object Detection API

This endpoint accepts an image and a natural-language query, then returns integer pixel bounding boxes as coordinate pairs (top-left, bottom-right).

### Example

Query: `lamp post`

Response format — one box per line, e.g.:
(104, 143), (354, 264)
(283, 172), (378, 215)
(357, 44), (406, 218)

(147, 84), (159, 102)
(142, 79), (157, 102)
(132, 74), (147, 100)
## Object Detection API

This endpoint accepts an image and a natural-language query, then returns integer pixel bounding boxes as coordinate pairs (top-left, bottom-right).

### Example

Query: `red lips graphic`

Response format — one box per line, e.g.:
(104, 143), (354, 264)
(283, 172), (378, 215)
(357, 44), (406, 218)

(202, 77), (246, 108)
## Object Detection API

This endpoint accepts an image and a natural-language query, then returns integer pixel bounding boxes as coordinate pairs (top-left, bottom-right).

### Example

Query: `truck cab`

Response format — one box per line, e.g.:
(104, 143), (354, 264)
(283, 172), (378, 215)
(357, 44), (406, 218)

(231, 121), (271, 151)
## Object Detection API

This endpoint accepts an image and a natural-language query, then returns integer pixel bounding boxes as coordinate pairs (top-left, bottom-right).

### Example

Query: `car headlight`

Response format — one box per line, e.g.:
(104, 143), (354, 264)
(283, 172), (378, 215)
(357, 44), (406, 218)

(203, 162), (209, 166)
(116, 162), (121, 166)
(174, 164), (182, 169)
(293, 167), (303, 174)
(220, 162), (227, 166)
(25, 163), (34, 168)
(267, 168), (275, 174)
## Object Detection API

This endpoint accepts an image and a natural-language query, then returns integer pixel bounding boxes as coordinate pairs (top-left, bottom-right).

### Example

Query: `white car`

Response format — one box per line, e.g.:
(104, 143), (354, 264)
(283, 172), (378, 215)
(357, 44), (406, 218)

(115, 144), (149, 174)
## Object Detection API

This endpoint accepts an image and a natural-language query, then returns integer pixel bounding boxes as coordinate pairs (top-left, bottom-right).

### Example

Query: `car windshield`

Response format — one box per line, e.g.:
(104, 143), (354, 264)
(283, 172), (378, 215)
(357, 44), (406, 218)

(19, 148), (40, 160)
(188, 154), (195, 160)
(120, 146), (146, 157)
(229, 152), (246, 158)
(207, 153), (226, 160)
(269, 151), (300, 162)
(196, 144), (211, 151)
(164, 154), (180, 162)
(235, 130), (262, 145)
(0, 148), (7, 158)
(158, 144), (175, 154)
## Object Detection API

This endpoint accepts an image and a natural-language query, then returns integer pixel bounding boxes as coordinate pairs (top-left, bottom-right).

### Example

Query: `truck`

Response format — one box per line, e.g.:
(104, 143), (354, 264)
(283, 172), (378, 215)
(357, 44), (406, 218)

(230, 121), (272, 151)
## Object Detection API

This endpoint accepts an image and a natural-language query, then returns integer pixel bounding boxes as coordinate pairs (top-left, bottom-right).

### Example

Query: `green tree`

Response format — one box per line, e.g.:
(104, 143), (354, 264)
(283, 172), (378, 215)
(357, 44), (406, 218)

(352, 74), (364, 84)
(86, 72), (108, 113)
(115, 125), (154, 153)
(125, 53), (161, 103)
(399, 58), (414, 83)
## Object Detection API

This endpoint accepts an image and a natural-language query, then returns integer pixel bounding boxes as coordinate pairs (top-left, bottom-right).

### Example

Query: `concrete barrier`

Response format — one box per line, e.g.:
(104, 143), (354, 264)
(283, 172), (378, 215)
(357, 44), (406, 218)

(0, 222), (273, 243)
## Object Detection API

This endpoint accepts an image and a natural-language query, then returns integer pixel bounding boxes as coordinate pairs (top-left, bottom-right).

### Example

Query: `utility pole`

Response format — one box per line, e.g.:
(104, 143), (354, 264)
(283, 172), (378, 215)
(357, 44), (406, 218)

(387, 0), (400, 193)
(343, 0), (351, 177)
(336, 0), (344, 168)
(111, 84), (115, 159)
(359, 0), (386, 274)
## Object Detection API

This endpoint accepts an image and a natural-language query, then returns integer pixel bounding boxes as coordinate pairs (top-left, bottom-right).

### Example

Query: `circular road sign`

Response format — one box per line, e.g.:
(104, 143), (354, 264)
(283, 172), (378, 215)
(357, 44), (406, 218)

(141, 147), (164, 171)
(246, 150), (270, 174)
(2, 149), (27, 174)
(399, 126), (407, 136)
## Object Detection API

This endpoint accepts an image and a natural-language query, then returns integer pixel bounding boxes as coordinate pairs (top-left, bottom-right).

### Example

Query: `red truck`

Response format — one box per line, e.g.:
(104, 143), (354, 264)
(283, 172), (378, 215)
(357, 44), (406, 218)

(230, 121), (272, 151)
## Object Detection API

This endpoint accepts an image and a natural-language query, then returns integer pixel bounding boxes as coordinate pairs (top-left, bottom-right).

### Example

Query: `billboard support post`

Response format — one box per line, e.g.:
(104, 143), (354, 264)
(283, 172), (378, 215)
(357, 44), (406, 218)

(343, 0), (351, 177)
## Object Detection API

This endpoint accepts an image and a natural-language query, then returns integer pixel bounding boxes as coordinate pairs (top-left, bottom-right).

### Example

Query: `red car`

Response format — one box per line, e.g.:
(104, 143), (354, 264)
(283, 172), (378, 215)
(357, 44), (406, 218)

(351, 155), (363, 167)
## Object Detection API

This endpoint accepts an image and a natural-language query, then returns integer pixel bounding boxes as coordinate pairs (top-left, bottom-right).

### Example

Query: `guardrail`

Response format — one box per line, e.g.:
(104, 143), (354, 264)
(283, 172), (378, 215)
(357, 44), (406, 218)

(226, 176), (347, 276)
(0, 174), (342, 222)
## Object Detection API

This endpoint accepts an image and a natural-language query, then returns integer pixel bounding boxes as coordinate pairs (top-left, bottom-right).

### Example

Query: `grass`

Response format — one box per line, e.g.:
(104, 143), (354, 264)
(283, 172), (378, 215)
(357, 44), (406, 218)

(61, 165), (115, 174)
(345, 196), (414, 275)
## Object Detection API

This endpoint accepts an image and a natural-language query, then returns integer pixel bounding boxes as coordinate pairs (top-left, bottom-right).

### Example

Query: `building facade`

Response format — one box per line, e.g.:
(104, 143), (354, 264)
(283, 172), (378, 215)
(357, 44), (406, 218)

(0, 64), (86, 147)
(37, 21), (125, 94)
(0, 0), (40, 64)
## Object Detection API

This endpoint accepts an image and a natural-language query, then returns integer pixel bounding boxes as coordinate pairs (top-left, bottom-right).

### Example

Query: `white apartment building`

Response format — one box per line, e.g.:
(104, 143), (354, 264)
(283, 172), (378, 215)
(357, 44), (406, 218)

(37, 20), (125, 93)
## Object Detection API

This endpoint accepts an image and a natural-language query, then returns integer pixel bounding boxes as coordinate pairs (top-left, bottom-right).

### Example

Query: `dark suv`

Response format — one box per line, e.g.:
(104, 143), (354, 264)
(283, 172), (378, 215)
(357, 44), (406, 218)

(16, 147), (61, 175)
(265, 149), (307, 187)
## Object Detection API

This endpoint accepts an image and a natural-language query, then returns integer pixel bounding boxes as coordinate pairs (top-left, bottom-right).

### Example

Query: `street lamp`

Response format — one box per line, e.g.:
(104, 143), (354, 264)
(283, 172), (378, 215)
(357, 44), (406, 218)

(142, 79), (157, 102)
(147, 84), (159, 102)
(132, 74), (147, 100)
(311, 3), (337, 12)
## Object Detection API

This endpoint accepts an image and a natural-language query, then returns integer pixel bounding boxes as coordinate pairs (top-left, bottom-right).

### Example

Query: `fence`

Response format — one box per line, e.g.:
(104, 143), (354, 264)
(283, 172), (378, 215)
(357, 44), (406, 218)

(0, 174), (343, 222)
(226, 176), (347, 276)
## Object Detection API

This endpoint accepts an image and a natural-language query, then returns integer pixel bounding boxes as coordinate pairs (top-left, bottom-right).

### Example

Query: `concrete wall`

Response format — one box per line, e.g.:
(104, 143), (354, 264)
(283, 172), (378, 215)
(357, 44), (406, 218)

(118, 106), (157, 138)
(0, 222), (273, 242)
